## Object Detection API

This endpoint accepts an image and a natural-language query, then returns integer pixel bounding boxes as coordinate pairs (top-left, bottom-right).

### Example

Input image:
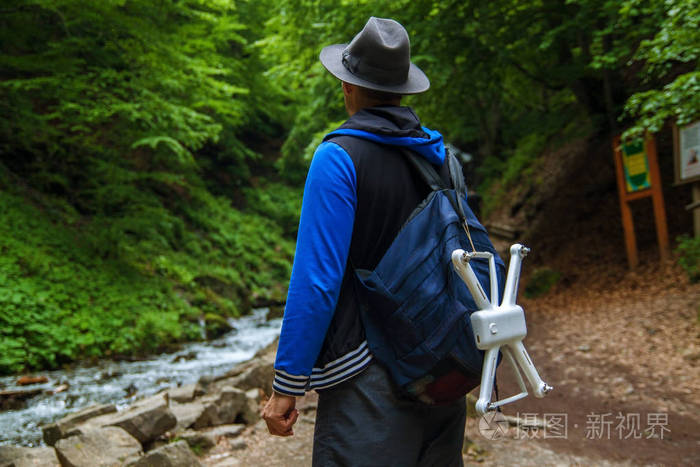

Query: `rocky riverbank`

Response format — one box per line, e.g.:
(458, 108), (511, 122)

(0, 309), (281, 447)
(0, 338), (279, 467)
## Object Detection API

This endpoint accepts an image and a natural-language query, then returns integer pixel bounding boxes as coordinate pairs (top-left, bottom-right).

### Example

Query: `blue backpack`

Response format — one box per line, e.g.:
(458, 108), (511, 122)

(354, 149), (505, 404)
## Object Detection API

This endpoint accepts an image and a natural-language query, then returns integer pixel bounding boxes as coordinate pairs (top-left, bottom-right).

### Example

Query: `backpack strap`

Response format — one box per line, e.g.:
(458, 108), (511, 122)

(446, 148), (469, 221)
(446, 149), (467, 200)
(401, 148), (468, 225)
(401, 148), (447, 192)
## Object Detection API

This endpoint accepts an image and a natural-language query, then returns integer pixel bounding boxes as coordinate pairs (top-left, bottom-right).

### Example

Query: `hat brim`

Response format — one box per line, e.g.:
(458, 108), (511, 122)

(319, 44), (430, 95)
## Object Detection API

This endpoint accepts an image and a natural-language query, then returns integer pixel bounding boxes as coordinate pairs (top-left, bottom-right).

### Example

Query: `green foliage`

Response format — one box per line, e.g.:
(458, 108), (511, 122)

(676, 235), (700, 283)
(0, 168), (295, 374)
(622, 0), (700, 137)
(0, 189), (194, 373)
(242, 181), (302, 238)
(0, 0), (282, 164)
(0, 0), (297, 374)
(524, 268), (562, 298)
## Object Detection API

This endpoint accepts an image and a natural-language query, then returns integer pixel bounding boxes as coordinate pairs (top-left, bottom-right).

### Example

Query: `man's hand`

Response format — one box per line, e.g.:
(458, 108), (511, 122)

(262, 391), (299, 436)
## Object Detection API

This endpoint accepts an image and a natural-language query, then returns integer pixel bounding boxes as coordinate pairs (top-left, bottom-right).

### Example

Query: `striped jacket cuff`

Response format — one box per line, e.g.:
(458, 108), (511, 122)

(272, 369), (309, 397)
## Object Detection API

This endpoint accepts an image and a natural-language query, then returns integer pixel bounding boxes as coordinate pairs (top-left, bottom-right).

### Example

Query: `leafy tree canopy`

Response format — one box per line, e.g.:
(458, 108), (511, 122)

(261, 0), (698, 185)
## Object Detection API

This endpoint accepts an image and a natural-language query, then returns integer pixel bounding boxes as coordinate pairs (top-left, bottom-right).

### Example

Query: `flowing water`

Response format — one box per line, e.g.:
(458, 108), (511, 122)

(0, 309), (281, 446)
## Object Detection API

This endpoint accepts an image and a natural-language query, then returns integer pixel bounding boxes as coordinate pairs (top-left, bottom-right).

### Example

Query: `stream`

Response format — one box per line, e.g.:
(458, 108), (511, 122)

(0, 308), (282, 447)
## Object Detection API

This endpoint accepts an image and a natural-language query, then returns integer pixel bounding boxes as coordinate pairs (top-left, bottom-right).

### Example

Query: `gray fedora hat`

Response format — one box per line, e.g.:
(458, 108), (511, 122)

(319, 17), (429, 95)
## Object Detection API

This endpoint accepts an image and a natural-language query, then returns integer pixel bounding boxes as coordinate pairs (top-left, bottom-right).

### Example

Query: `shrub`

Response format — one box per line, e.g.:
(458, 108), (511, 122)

(676, 235), (700, 282)
(524, 267), (561, 298)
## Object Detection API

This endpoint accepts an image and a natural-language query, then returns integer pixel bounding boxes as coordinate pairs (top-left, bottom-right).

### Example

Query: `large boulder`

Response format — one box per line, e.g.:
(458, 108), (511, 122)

(54, 426), (142, 467)
(42, 403), (117, 446)
(170, 387), (252, 433)
(127, 441), (202, 467)
(170, 400), (205, 431)
(192, 387), (247, 429)
(66, 395), (176, 445)
(214, 357), (274, 395)
(106, 395), (177, 444)
(0, 446), (60, 467)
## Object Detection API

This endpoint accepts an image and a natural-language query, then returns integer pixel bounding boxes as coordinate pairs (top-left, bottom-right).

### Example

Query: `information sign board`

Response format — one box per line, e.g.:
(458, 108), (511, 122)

(675, 120), (700, 184)
(621, 139), (651, 192)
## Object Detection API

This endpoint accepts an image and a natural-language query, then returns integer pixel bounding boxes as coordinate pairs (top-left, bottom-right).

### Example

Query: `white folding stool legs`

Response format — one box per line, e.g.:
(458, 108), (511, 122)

(451, 244), (553, 415)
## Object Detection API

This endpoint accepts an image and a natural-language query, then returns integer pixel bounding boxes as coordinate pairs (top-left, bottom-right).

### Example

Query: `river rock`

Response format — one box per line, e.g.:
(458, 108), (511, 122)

(239, 389), (260, 425)
(126, 441), (201, 467)
(218, 337), (276, 379)
(54, 426), (142, 467)
(229, 439), (247, 451)
(179, 423), (246, 450)
(192, 387), (247, 429)
(208, 424), (245, 439)
(165, 384), (205, 404)
(49, 383), (70, 395)
(177, 430), (217, 451)
(216, 357), (274, 394)
(245, 388), (261, 403)
(16, 376), (48, 386)
(171, 351), (198, 363)
(42, 403), (117, 446)
(106, 394), (177, 443)
(170, 401), (206, 431)
(0, 446), (60, 467)
(0, 388), (43, 411)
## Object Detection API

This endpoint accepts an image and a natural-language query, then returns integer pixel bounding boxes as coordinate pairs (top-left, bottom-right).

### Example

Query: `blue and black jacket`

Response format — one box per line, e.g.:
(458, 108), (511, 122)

(273, 106), (451, 396)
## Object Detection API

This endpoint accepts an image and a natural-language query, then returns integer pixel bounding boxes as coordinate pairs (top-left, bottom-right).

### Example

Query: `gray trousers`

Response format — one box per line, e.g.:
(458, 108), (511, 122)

(312, 362), (466, 467)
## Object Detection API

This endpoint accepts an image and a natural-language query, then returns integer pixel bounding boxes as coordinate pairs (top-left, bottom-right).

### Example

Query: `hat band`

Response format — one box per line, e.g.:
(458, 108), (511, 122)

(342, 50), (408, 87)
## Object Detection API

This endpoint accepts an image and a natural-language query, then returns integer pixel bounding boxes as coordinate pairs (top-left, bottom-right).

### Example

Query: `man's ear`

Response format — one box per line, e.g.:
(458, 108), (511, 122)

(342, 82), (359, 116)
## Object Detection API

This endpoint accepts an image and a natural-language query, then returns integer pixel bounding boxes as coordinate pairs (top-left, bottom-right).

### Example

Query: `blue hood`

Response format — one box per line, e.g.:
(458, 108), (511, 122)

(324, 106), (445, 165)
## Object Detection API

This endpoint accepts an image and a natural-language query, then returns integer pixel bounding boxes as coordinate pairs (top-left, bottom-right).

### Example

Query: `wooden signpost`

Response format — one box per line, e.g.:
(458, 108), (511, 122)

(612, 134), (670, 268)
(673, 120), (700, 237)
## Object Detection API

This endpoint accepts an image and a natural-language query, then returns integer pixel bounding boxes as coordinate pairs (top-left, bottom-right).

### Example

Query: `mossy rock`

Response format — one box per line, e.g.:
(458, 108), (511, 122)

(203, 313), (233, 339)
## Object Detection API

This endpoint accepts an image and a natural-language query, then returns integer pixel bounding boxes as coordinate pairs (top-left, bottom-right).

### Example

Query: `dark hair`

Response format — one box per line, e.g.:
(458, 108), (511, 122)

(360, 86), (402, 103)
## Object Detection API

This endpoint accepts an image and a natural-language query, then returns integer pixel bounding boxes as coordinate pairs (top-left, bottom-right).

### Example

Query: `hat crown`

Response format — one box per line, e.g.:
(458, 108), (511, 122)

(319, 16), (429, 94)
(342, 17), (410, 86)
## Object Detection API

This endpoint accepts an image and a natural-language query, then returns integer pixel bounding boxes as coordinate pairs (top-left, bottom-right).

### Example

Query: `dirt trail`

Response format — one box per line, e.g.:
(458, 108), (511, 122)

(500, 257), (700, 466)
(201, 258), (700, 466)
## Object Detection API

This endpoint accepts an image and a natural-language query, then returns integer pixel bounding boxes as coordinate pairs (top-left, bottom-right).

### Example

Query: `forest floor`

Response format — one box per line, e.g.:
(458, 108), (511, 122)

(200, 253), (700, 467)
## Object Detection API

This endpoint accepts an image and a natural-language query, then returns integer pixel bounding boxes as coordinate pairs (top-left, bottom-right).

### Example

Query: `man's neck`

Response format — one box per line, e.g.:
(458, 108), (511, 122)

(348, 102), (402, 116)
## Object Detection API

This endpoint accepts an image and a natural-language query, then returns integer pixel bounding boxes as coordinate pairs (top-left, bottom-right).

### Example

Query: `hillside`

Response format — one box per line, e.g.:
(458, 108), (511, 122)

(485, 128), (694, 277)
